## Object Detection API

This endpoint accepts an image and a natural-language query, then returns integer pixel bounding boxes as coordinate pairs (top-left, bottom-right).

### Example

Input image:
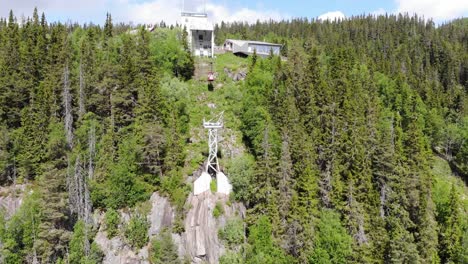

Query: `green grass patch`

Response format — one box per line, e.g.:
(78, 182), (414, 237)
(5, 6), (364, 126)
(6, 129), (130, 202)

(210, 178), (217, 192)
(214, 53), (248, 73)
(431, 156), (468, 211)
(104, 208), (120, 238)
(213, 201), (224, 218)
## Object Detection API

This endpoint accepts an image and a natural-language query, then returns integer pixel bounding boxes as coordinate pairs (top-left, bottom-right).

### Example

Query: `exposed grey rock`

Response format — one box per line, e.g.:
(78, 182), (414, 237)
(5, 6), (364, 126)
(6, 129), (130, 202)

(207, 103), (216, 109)
(223, 67), (247, 82)
(172, 233), (186, 259)
(148, 192), (174, 237)
(95, 211), (150, 264)
(183, 191), (245, 264)
(0, 184), (26, 219)
(92, 190), (245, 264)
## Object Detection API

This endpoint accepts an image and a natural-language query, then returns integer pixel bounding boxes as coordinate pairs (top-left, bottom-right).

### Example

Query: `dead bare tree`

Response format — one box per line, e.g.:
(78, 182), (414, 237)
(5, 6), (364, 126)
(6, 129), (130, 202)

(63, 64), (74, 148)
(88, 124), (96, 180)
(78, 60), (86, 119)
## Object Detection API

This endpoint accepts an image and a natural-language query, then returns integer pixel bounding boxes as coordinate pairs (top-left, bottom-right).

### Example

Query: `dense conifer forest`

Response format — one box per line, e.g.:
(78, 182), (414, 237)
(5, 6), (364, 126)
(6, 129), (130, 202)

(0, 8), (467, 264)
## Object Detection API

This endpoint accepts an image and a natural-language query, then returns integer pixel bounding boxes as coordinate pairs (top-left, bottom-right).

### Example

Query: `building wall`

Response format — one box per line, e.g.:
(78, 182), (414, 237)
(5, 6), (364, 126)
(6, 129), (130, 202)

(181, 14), (215, 57)
(223, 40), (282, 56)
(247, 44), (281, 55)
(191, 30), (213, 57)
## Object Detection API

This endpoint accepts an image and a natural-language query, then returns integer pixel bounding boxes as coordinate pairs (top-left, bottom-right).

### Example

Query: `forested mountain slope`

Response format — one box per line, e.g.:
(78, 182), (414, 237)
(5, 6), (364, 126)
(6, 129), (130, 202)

(0, 8), (467, 264)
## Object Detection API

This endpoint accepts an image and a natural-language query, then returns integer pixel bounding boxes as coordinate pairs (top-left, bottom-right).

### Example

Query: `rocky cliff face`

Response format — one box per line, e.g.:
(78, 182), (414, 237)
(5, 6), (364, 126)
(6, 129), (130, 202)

(94, 190), (245, 264)
(95, 228), (149, 264)
(183, 191), (245, 264)
(0, 184), (26, 219)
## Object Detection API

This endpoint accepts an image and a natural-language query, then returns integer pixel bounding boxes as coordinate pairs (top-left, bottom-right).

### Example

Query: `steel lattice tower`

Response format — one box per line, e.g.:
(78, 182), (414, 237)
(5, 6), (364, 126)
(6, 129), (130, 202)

(203, 112), (223, 174)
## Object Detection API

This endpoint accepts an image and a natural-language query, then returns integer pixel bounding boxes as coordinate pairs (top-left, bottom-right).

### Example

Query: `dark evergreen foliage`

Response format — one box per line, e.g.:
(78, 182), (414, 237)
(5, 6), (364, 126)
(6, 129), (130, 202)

(0, 9), (466, 263)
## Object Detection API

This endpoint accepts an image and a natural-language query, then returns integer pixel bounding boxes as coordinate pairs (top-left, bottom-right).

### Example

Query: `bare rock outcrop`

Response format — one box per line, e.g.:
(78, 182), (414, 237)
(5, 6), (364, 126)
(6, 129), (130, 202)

(94, 210), (150, 264)
(0, 184), (27, 219)
(223, 67), (247, 82)
(93, 190), (245, 264)
(183, 191), (245, 264)
(95, 229), (149, 264)
(148, 192), (174, 236)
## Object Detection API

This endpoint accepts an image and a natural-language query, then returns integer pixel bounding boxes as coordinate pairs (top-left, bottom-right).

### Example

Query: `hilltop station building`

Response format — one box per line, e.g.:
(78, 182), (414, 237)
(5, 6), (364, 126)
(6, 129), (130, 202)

(223, 39), (282, 57)
(181, 12), (214, 57)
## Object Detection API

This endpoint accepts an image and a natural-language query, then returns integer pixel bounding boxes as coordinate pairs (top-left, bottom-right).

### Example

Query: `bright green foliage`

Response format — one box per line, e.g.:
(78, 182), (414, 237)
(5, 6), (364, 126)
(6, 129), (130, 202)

(309, 209), (352, 264)
(150, 29), (194, 80)
(210, 178), (217, 192)
(213, 202), (224, 218)
(69, 220), (88, 264)
(246, 216), (292, 264)
(438, 185), (465, 263)
(103, 133), (152, 209)
(454, 117), (468, 175)
(0, 190), (41, 263)
(160, 169), (190, 211)
(87, 242), (105, 264)
(219, 251), (244, 264)
(149, 229), (180, 264)
(104, 209), (120, 238)
(124, 214), (149, 249)
(226, 155), (255, 203)
(0, 9), (467, 264)
(219, 218), (244, 248)
(69, 220), (104, 264)
(0, 9), (194, 264)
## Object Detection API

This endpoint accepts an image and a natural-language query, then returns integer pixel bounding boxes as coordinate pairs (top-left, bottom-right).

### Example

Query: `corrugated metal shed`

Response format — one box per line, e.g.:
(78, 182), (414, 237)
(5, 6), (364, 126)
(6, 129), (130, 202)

(223, 39), (282, 57)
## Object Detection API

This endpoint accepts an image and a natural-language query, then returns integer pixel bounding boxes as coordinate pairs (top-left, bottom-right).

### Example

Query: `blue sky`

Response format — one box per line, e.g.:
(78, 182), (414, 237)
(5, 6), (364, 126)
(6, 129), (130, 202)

(1, 0), (467, 25)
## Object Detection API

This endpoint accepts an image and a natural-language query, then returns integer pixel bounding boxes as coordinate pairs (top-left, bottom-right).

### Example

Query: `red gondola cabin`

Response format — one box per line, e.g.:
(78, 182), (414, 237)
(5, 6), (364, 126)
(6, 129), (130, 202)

(208, 72), (215, 82)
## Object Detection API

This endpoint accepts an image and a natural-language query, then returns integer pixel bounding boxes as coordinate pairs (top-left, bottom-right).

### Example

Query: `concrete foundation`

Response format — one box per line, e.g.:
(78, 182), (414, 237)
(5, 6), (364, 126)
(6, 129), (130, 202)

(194, 172), (212, 195)
(216, 172), (232, 195)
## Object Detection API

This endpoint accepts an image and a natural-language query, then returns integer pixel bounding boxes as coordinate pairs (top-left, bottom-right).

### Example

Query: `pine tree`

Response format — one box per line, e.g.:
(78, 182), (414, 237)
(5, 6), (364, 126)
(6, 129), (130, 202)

(68, 220), (89, 264)
(439, 185), (464, 263)
(149, 229), (180, 264)
(1, 10), (25, 128)
(35, 122), (72, 262)
(309, 209), (353, 264)
(104, 13), (113, 40)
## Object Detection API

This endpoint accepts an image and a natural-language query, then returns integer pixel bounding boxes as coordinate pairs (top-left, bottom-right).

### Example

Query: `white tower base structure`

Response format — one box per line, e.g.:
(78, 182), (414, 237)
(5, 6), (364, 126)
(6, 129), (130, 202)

(193, 112), (232, 195)
(194, 171), (211, 195)
(216, 172), (232, 195)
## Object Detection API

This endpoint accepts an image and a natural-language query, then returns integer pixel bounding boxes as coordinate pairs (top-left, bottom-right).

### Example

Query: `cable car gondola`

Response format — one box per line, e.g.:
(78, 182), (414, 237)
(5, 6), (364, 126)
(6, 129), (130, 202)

(208, 72), (215, 82)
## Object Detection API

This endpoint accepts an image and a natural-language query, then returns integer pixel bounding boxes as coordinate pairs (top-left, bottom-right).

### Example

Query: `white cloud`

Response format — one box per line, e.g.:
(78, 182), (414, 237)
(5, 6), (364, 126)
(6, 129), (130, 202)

(93, 0), (287, 25)
(1, 0), (287, 25)
(317, 11), (345, 21)
(1, 0), (106, 19)
(115, 0), (181, 25)
(396, 0), (468, 21)
(204, 3), (285, 24)
(371, 8), (387, 16)
(120, 0), (286, 25)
